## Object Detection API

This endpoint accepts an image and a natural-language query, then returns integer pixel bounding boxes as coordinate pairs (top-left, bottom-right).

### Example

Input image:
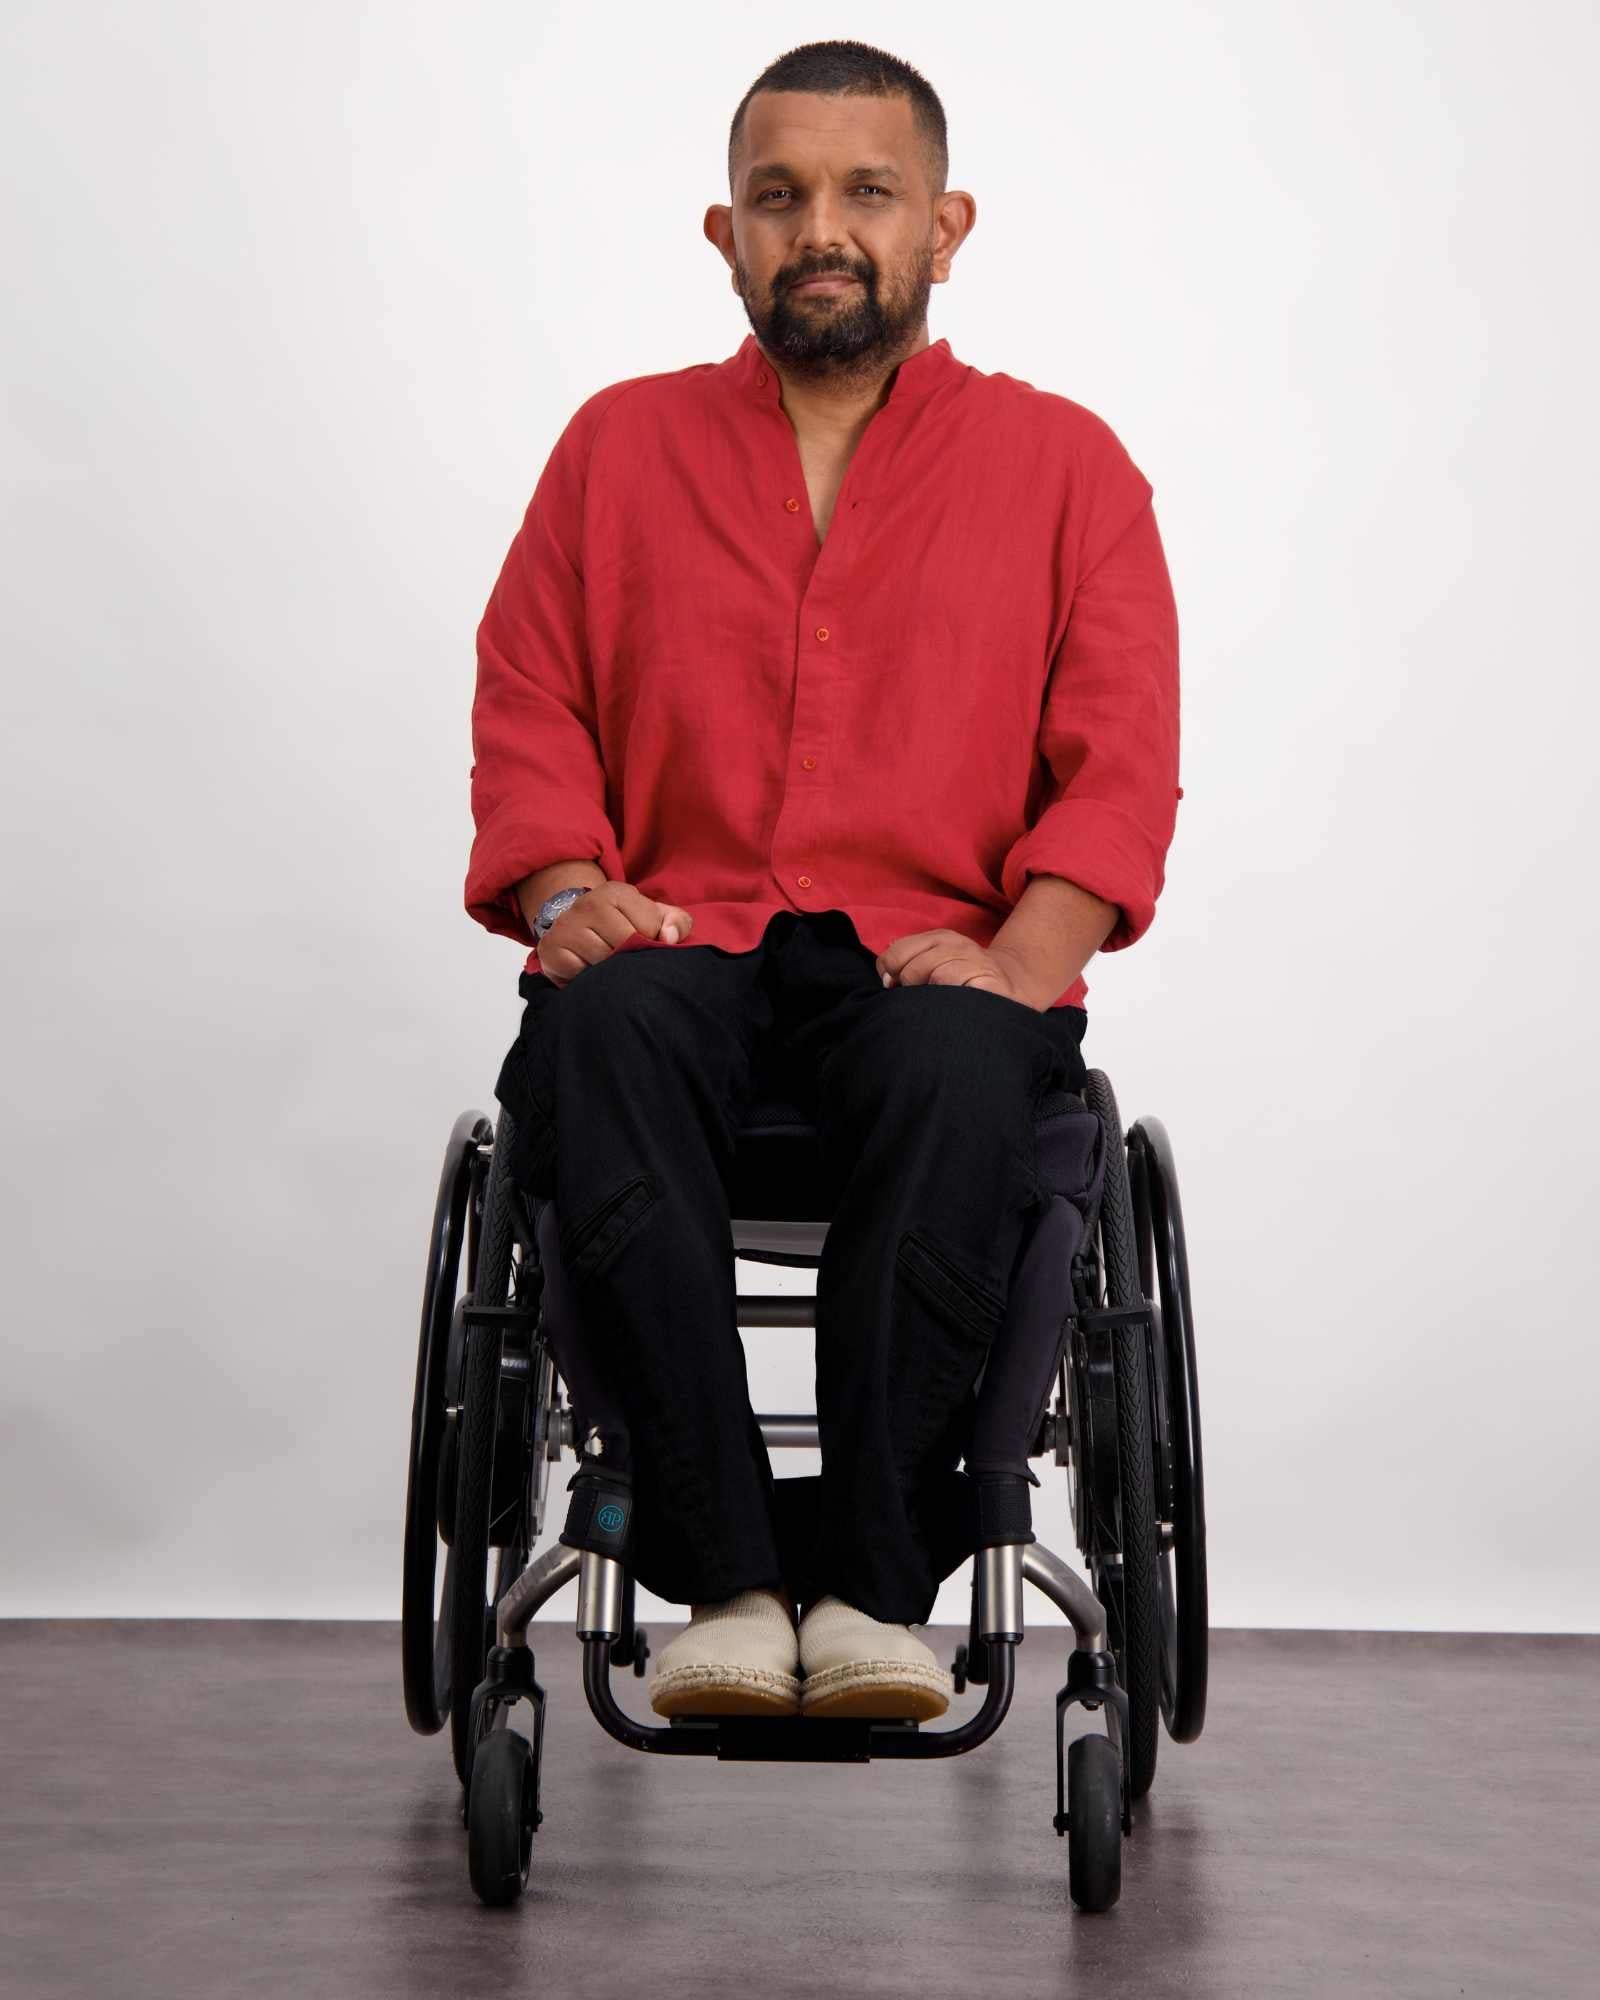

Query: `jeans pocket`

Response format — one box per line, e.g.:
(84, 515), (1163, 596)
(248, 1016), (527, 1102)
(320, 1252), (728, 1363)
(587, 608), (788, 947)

(559, 1173), (657, 1288)
(895, 1227), (1007, 1341)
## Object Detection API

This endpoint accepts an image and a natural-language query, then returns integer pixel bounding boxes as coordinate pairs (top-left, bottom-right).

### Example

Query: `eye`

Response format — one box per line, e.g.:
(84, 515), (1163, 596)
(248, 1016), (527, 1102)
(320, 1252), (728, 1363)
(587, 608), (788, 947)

(755, 185), (893, 203)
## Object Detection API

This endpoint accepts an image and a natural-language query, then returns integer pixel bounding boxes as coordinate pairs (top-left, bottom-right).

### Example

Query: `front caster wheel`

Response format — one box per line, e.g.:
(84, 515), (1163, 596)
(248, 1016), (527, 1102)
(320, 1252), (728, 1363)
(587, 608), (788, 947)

(1067, 1734), (1123, 1913)
(467, 1728), (540, 1907)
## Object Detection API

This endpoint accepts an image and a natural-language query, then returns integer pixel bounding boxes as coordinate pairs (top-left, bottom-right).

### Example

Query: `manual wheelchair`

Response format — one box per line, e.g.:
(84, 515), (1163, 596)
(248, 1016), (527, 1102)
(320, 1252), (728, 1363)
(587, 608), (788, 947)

(402, 1052), (1208, 1914)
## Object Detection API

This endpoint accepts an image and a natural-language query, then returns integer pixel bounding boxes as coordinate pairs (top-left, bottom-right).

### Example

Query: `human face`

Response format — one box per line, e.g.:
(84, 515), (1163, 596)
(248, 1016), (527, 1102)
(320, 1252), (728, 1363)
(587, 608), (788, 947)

(725, 90), (937, 379)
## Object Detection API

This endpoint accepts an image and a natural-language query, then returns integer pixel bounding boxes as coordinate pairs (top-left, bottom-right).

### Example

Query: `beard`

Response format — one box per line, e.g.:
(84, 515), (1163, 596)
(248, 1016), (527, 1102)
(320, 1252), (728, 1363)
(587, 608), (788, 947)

(735, 244), (935, 381)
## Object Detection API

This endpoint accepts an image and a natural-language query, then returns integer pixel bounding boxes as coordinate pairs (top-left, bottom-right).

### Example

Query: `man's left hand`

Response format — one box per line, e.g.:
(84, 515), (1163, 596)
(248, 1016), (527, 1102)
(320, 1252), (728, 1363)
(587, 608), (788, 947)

(874, 931), (1041, 1010)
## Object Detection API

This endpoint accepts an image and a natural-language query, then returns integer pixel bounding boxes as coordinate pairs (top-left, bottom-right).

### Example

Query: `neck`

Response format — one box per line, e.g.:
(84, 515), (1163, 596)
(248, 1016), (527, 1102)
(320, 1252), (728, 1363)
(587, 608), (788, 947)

(758, 329), (931, 437)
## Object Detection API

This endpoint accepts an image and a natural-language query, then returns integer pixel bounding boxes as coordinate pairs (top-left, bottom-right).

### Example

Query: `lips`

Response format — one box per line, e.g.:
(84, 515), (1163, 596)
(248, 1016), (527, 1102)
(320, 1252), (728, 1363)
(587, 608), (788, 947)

(791, 273), (860, 291)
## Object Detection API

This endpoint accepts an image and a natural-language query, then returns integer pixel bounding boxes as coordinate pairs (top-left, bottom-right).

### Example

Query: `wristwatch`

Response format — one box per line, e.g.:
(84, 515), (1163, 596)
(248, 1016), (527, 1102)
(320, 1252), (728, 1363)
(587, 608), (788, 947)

(532, 884), (593, 943)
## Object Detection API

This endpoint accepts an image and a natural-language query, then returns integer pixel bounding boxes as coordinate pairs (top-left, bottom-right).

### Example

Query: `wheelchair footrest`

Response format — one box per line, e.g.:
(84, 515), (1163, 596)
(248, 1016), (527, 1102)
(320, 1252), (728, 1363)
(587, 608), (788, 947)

(667, 1715), (916, 1764)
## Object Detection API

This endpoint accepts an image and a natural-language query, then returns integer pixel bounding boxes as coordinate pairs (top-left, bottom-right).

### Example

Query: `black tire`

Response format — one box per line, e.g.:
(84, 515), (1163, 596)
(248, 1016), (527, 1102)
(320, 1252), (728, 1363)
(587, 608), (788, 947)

(1129, 1115), (1209, 1742)
(402, 1111), (493, 1735)
(448, 1114), (522, 1787)
(467, 1728), (538, 1907)
(1082, 1070), (1161, 1804)
(1067, 1734), (1123, 1912)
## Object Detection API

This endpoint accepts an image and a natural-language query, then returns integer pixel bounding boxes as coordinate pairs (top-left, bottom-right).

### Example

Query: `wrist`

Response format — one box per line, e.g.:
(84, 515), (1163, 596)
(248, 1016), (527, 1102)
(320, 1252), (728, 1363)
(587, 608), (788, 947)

(986, 940), (1052, 1011)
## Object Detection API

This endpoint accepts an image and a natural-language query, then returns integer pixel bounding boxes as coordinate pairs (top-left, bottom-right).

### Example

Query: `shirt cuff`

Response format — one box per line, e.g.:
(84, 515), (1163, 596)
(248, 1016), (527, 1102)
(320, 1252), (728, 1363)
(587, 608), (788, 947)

(1000, 797), (1166, 953)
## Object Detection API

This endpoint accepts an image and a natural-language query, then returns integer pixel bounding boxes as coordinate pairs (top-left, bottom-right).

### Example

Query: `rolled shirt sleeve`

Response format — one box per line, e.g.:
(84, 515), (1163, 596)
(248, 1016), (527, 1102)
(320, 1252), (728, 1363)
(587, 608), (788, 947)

(464, 402), (626, 946)
(1000, 439), (1181, 954)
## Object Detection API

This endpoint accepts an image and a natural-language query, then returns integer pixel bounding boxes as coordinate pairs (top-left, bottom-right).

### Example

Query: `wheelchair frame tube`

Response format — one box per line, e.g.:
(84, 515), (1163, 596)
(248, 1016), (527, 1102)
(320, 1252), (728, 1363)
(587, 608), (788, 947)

(495, 1541), (583, 1649)
(576, 1549), (625, 1639)
(578, 1627), (1021, 1761)
(976, 1544), (1024, 1639)
(1021, 1543), (1107, 1651)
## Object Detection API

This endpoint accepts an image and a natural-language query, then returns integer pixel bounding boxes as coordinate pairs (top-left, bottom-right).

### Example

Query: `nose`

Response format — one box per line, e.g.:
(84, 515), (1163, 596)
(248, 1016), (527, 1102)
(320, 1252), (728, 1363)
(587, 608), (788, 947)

(790, 191), (854, 263)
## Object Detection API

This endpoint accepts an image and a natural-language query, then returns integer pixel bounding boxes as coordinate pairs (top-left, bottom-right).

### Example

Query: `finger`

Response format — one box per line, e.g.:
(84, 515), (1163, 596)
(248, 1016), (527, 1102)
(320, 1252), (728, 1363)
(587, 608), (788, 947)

(565, 899), (637, 958)
(876, 931), (938, 984)
(899, 939), (979, 987)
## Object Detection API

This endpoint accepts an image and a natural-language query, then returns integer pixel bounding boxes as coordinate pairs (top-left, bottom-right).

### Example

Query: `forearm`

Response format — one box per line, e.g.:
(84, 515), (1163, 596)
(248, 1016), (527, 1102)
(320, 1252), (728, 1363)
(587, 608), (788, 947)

(513, 858), (608, 933)
(988, 873), (1120, 1010)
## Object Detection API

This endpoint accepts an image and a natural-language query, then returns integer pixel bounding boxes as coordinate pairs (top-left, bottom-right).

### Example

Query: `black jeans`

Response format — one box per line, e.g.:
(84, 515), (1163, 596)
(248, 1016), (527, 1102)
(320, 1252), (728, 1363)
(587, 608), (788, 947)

(492, 907), (1089, 1624)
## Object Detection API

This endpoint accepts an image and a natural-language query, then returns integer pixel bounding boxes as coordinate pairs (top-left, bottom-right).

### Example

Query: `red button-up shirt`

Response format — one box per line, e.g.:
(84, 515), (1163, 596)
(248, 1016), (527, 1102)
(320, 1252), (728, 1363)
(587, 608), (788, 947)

(466, 332), (1180, 1011)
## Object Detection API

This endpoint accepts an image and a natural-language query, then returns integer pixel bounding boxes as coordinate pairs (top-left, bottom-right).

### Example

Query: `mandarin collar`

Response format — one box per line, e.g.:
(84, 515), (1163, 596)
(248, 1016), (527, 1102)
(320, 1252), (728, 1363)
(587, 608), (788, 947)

(730, 331), (963, 412)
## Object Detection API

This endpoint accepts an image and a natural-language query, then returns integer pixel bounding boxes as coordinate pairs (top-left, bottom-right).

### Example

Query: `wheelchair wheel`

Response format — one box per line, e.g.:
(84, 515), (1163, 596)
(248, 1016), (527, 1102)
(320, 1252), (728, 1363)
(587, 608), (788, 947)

(1128, 1114), (1209, 1742)
(1079, 1070), (1162, 1804)
(402, 1110), (493, 1735)
(467, 1727), (539, 1907)
(1067, 1734), (1123, 1913)
(448, 1107), (541, 1787)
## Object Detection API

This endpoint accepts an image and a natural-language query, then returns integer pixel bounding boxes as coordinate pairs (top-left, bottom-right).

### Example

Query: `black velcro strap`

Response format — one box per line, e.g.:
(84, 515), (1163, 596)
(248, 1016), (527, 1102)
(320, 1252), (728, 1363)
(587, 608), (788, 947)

(558, 1469), (636, 1558)
(969, 1473), (1037, 1549)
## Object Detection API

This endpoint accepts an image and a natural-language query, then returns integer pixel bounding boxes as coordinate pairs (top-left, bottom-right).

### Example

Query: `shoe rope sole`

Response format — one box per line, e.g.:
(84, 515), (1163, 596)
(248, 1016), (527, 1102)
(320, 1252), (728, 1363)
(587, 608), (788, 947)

(798, 1658), (953, 1720)
(648, 1662), (802, 1717)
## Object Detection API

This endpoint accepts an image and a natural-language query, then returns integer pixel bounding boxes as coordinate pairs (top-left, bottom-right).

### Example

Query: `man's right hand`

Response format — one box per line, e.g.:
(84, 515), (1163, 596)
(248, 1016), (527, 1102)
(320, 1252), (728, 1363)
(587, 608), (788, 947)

(535, 882), (695, 988)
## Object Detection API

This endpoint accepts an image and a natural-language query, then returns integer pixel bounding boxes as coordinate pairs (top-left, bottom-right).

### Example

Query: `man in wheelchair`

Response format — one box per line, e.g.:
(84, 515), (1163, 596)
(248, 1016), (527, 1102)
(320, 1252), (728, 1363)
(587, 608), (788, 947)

(462, 43), (1180, 1729)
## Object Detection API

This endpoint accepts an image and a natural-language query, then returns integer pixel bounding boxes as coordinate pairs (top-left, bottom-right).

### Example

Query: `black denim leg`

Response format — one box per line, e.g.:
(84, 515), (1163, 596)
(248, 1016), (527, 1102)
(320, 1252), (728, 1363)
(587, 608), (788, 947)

(495, 933), (790, 1607)
(766, 914), (1091, 1623)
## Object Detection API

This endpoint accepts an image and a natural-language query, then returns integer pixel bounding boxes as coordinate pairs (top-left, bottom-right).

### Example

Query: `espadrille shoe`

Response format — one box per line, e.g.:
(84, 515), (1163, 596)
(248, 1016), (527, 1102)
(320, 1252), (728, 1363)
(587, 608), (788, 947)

(648, 1589), (802, 1717)
(797, 1594), (955, 1720)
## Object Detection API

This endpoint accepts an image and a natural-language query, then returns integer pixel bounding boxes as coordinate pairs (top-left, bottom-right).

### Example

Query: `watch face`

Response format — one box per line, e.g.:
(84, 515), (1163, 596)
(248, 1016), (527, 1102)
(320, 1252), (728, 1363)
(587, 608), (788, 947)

(537, 887), (583, 936)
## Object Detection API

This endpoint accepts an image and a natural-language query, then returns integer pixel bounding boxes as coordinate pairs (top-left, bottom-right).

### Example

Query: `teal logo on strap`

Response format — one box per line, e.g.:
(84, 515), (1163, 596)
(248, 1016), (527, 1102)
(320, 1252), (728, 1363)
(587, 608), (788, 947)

(597, 1503), (627, 1534)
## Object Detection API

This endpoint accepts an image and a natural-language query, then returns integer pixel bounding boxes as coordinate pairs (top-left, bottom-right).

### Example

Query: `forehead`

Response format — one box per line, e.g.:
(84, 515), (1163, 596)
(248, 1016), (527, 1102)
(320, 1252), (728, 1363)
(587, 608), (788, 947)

(738, 89), (919, 182)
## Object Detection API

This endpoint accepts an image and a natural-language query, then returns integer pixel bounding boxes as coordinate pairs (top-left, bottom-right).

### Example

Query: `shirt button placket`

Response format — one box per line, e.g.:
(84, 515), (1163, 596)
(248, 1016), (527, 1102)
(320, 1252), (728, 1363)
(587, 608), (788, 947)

(798, 622), (832, 895)
(780, 473), (847, 906)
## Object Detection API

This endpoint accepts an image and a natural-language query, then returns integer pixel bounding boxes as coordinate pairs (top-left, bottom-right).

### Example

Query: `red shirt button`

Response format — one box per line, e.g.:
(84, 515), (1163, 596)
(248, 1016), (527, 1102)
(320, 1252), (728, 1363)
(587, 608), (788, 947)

(797, 874), (812, 889)
(785, 497), (801, 512)
(815, 626), (830, 642)
(1175, 785), (1184, 799)
(801, 755), (817, 770)
(756, 370), (768, 386)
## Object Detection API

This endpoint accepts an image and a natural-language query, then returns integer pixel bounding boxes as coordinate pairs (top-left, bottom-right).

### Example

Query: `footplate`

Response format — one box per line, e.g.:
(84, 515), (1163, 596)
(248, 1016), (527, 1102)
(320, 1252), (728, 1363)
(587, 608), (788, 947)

(668, 1714), (917, 1763)
(579, 1635), (1020, 1761)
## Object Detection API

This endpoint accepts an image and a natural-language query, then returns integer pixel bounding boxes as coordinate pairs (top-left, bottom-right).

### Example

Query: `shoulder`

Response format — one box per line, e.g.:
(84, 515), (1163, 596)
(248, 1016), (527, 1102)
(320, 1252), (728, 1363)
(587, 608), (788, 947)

(977, 365), (1150, 479)
(556, 356), (724, 460)
(973, 365), (1157, 564)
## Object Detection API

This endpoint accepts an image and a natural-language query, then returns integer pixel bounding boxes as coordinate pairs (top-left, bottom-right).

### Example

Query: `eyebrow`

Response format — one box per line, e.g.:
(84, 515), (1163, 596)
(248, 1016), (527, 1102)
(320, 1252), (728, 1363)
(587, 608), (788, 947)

(746, 161), (905, 187)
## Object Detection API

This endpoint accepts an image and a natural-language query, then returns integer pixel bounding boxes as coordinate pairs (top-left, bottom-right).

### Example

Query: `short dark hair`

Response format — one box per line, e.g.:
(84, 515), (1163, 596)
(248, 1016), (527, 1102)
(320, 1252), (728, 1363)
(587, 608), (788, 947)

(728, 39), (949, 198)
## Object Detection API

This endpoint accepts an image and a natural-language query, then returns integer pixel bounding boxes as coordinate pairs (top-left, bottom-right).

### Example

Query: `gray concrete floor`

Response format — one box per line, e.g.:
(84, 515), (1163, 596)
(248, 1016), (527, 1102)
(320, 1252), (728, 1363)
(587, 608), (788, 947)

(1, 1622), (1595, 1998)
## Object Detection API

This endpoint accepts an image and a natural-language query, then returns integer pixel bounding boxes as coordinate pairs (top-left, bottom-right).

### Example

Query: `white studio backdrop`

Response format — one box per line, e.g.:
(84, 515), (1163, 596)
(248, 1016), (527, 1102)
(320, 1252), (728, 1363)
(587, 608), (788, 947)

(3, 0), (1595, 1633)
